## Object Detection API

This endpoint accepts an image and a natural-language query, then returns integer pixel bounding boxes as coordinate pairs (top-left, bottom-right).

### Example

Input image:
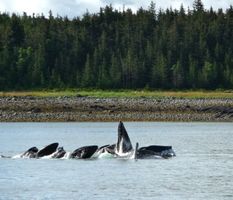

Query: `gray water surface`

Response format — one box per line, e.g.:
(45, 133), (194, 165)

(0, 122), (233, 200)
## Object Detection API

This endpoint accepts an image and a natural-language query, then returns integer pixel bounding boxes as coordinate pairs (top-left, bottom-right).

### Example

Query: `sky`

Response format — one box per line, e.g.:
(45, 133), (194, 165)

(0, 0), (233, 18)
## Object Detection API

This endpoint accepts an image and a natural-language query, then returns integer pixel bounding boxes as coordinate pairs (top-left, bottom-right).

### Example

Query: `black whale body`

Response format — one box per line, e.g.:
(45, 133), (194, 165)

(139, 145), (172, 152)
(51, 147), (66, 158)
(116, 121), (133, 154)
(71, 145), (98, 159)
(137, 145), (175, 159)
(21, 146), (38, 158)
(95, 144), (116, 156)
(37, 143), (59, 158)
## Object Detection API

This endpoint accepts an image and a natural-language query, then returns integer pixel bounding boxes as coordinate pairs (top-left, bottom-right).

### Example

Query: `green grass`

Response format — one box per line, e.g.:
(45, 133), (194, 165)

(1, 89), (233, 99)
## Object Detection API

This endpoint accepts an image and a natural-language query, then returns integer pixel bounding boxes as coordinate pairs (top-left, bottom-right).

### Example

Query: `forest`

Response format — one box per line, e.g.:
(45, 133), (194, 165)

(0, 0), (233, 90)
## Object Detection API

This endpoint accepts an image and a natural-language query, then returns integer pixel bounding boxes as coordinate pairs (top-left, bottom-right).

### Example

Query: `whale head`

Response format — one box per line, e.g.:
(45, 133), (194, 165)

(116, 121), (133, 154)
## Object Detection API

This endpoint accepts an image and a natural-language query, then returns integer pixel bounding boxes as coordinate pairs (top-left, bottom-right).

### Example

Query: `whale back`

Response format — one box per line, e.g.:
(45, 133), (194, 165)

(139, 145), (172, 153)
(116, 121), (133, 154)
(138, 145), (175, 158)
(37, 143), (59, 158)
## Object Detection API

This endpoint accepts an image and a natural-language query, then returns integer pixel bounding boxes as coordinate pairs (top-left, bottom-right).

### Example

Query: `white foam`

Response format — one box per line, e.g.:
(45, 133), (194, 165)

(97, 151), (114, 159)
(116, 151), (134, 159)
(40, 154), (54, 159)
(12, 154), (22, 159)
(61, 152), (71, 159)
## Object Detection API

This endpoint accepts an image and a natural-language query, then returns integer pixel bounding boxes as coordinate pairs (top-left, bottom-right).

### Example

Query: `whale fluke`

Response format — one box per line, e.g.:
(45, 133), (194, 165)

(116, 121), (133, 154)
(37, 143), (59, 158)
(71, 145), (98, 159)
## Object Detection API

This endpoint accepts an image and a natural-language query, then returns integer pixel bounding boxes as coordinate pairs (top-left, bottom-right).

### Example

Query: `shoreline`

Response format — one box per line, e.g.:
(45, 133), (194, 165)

(0, 96), (233, 122)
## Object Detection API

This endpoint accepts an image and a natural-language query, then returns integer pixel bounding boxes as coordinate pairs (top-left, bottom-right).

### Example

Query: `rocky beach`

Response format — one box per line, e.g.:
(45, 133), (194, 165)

(0, 96), (233, 122)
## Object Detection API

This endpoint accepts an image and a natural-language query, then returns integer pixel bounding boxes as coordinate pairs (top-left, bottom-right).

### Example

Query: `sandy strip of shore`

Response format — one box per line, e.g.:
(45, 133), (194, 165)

(0, 96), (233, 122)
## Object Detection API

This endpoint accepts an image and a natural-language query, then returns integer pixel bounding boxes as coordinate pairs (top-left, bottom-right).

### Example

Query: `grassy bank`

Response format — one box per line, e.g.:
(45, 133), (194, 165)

(1, 90), (233, 99)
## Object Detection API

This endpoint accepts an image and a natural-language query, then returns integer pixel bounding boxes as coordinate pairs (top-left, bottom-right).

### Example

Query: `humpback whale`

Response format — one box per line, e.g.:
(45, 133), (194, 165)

(9, 143), (59, 159)
(37, 143), (59, 158)
(70, 145), (98, 159)
(51, 147), (66, 159)
(94, 144), (116, 158)
(115, 121), (133, 155)
(135, 144), (176, 159)
(21, 146), (38, 158)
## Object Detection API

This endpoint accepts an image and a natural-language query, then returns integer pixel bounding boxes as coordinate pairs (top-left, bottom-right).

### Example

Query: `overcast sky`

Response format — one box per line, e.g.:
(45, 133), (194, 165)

(0, 0), (233, 18)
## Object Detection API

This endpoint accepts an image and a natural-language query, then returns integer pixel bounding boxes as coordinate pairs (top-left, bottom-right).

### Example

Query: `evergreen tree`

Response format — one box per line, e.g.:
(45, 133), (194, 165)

(82, 54), (95, 87)
(193, 0), (204, 12)
(16, 47), (33, 88)
(110, 53), (121, 88)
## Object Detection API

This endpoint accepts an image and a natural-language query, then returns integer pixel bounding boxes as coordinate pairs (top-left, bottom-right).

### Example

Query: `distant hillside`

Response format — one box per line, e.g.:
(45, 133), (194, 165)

(0, 0), (233, 90)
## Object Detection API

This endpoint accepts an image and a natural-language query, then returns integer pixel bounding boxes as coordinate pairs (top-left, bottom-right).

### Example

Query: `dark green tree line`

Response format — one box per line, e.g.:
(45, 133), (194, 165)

(0, 0), (233, 90)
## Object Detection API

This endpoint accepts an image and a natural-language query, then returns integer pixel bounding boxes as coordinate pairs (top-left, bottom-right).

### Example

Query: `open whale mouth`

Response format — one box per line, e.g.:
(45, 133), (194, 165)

(1, 122), (176, 160)
(115, 121), (133, 155)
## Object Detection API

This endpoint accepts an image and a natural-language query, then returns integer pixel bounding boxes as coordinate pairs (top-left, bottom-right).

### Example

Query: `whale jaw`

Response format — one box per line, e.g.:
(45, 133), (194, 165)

(116, 121), (133, 155)
(71, 145), (98, 159)
(36, 143), (59, 158)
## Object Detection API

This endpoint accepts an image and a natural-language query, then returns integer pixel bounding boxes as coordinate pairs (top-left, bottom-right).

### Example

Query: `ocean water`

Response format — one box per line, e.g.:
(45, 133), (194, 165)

(0, 122), (233, 200)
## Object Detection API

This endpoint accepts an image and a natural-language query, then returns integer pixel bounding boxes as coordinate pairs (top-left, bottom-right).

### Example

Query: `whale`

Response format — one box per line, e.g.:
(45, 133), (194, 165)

(37, 143), (59, 158)
(21, 146), (39, 158)
(135, 144), (176, 159)
(115, 121), (133, 155)
(94, 144), (116, 158)
(11, 146), (39, 158)
(51, 147), (66, 159)
(70, 145), (98, 159)
(9, 143), (58, 159)
(95, 144), (112, 155)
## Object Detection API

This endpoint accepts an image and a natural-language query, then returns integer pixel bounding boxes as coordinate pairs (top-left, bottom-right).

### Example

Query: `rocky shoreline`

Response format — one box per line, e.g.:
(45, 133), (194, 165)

(0, 96), (233, 122)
